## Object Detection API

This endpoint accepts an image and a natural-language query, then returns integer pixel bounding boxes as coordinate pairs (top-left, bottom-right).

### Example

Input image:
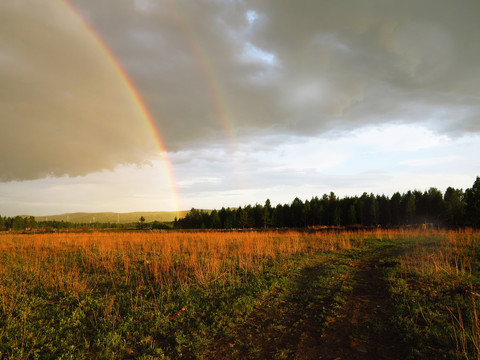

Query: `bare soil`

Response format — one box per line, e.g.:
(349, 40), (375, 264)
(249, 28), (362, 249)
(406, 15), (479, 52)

(309, 247), (408, 360)
(210, 245), (409, 359)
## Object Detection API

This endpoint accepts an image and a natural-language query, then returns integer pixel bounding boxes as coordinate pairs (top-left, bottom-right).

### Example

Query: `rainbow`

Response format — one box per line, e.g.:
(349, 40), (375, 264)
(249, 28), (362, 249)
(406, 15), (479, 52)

(59, 0), (182, 215)
(166, 0), (237, 153)
(166, 1), (247, 188)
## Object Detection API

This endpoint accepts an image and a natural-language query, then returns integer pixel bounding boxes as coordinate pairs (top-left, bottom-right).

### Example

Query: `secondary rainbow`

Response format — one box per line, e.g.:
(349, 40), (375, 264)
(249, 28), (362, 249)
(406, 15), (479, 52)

(166, 0), (238, 153)
(60, 0), (182, 215)
(167, 0), (248, 189)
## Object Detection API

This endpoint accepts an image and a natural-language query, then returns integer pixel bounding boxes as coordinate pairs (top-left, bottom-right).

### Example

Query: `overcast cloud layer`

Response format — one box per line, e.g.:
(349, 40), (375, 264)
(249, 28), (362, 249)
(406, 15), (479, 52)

(70, 0), (480, 141)
(0, 0), (160, 181)
(1, 0), (479, 214)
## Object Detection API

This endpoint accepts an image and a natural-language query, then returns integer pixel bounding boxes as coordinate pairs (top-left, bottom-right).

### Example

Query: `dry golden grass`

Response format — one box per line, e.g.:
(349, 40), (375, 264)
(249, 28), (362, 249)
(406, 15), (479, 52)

(1, 228), (478, 359)
(400, 229), (479, 278)
(0, 230), (360, 295)
(2, 228), (473, 305)
(392, 229), (480, 359)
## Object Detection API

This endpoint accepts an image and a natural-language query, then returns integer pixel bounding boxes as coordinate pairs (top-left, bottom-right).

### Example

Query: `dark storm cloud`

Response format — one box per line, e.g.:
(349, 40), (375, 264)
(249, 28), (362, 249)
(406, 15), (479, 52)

(2, 0), (479, 181)
(67, 0), (480, 148)
(0, 0), (157, 181)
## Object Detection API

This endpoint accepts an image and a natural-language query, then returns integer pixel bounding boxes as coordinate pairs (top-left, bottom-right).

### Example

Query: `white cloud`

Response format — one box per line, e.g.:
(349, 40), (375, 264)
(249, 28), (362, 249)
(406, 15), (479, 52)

(348, 124), (449, 152)
(400, 157), (457, 167)
(242, 42), (279, 66)
(177, 177), (223, 189)
(0, 162), (178, 216)
(246, 10), (258, 25)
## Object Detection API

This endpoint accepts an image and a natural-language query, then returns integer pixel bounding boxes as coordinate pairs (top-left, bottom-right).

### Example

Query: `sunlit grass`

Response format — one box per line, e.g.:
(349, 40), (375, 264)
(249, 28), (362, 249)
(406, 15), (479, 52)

(0, 230), (358, 294)
(1, 229), (479, 359)
(391, 229), (480, 359)
(0, 230), (362, 358)
(400, 229), (478, 278)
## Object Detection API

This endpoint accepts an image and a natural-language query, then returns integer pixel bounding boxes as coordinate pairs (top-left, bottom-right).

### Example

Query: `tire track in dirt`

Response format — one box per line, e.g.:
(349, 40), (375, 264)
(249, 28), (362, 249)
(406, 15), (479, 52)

(210, 243), (409, 359)
(302, 245), (408, 360)
(210, 257), (349, 359)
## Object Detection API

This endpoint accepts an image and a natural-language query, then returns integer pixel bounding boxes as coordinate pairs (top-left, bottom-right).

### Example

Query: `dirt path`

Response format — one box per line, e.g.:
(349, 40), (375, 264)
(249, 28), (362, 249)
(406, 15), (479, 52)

(210, 243), (408, 359)
(306, 245), (408, 360)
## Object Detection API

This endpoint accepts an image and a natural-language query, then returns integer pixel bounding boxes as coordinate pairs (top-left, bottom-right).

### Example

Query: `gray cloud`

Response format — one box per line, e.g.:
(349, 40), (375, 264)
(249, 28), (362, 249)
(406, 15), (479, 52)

(71, 0), (480, 141)
(2, 0), (479, 181)
(0, 0), (157, 181)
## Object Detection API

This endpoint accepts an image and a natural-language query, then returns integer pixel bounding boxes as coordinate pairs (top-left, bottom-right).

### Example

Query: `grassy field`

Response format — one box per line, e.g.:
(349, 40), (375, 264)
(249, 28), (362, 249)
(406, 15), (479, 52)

(32, 211), (189, 224)
(0, 229), (478, 359)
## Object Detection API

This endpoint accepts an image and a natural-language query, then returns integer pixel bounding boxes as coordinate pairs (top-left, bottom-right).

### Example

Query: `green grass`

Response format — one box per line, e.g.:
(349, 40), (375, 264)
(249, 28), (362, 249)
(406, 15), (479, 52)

(387, 232), (480, 359)
(0, 252), (335, 359)
(1, 230), (479, 359)
(32, 211), (189, 224)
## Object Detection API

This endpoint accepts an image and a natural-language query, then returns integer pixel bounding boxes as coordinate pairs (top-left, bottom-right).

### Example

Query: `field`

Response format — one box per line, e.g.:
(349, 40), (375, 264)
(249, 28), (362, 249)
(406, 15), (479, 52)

(33, 211), (189, 224)
(0, 229), (479, 359)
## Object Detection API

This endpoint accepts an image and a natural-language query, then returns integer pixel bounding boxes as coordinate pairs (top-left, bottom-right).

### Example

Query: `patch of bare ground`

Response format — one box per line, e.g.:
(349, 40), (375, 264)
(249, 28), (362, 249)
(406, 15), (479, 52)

(210, 244), (409, 359)
(309, 246), (408, 360)
(211, 257), (348, 359)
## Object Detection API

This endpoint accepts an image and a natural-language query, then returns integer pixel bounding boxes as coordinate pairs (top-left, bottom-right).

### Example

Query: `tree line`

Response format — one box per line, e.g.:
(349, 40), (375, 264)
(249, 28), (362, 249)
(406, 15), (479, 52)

(175, 177), (480, 229)
(2, 177), (479, 232)
(0, 217), (172, 232)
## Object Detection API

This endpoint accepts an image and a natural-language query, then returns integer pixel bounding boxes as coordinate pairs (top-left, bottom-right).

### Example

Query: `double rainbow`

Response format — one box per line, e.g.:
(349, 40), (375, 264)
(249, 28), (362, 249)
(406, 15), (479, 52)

(60, 0), (183, 215)
(167, 0), (246, 187)
(166, 0), (237, 151)
(61, 0), (247, 213)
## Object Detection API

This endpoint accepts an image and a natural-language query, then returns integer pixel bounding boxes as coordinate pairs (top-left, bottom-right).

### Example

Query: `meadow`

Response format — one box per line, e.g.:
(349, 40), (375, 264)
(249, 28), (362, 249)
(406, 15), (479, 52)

(0, 229), (479, 359)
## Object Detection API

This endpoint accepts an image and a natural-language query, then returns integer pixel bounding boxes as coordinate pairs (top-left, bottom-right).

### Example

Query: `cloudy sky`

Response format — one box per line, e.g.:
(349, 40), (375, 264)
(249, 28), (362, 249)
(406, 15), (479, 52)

(1, 0), (479, 216)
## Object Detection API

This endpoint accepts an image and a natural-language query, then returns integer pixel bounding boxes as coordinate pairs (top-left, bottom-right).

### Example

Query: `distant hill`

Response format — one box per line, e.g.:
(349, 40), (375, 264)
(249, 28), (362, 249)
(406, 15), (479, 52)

(34, 211), (188, 224)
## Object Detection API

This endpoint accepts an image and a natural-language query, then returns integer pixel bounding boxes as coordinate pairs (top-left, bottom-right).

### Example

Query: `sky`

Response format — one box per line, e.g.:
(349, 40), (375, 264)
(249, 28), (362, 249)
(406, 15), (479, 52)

(1, 0), (480, 217)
